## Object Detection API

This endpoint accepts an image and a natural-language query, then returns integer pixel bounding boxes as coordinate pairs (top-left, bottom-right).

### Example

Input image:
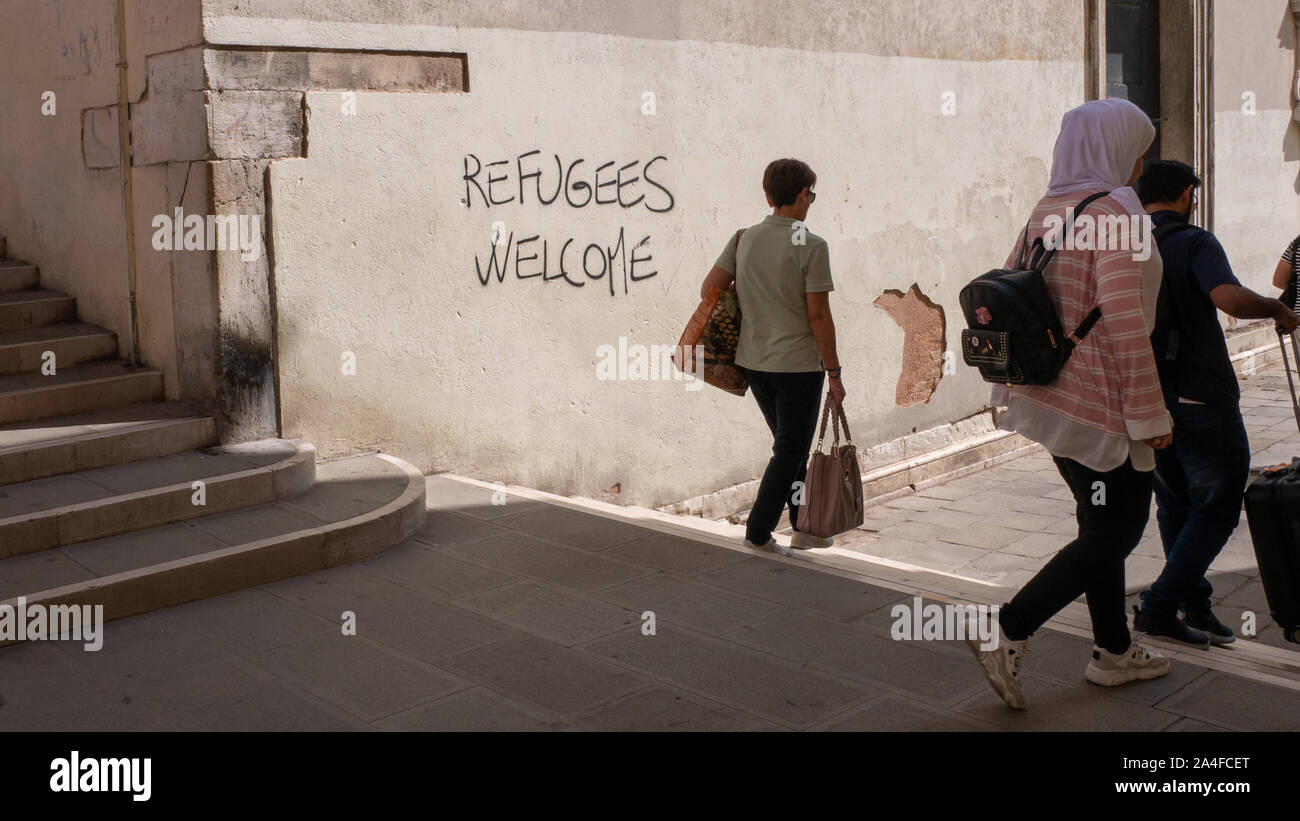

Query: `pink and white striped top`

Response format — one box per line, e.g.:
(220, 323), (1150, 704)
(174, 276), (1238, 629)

(990, 191), (1173, 473)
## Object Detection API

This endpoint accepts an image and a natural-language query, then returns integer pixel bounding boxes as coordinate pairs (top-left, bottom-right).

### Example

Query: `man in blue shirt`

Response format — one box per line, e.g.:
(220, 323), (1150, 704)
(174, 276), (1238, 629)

(1133, 161), (1299, 647)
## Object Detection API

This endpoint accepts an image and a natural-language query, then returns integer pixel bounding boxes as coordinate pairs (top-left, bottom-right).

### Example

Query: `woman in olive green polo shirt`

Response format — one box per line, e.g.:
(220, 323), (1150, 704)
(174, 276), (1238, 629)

(699, 158), (846, 552)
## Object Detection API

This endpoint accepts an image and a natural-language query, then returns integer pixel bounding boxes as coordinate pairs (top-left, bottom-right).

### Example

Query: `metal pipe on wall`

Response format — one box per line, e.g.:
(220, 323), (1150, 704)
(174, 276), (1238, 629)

(114, 0), (141, 367)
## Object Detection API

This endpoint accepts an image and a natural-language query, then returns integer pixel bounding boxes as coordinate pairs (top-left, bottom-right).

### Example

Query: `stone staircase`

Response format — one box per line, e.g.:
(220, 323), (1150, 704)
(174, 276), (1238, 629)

(0, 251), (424, 644)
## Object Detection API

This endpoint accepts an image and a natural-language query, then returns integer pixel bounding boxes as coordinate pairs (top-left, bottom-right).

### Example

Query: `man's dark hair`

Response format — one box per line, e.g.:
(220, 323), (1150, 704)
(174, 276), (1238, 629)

(763, 159), (816, 207)
(1136, 160), (1201, 206)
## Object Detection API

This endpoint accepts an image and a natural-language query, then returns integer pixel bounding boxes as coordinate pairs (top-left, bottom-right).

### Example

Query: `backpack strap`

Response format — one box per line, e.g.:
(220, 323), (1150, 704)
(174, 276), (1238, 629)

(1067, 308), (1102, 348)
(1021, 191), (1112, 353)
(1148, 218), (1215, 365)
(1019, 189), (1112, 272)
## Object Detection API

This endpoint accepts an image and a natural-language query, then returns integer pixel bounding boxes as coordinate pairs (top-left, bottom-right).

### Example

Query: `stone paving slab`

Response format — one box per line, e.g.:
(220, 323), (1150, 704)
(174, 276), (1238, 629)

(604, 532), (750, 576)
(591, 573), (783, 637)
(251, 633), (469, 722)
(952, 673), (1184, 732)
(4, 469), (1300, 731)
(459, 580), (638, 645)
(356, 540), (521, 601)
(571, 686), (768, 732)
(375, 687), (564, 732)
(701, 557), (907, 621)
(446, 636), (647, 716)
(816, 692), (1001, 732)
(580, 625), (876, 729)
(442, 530), (654, 592)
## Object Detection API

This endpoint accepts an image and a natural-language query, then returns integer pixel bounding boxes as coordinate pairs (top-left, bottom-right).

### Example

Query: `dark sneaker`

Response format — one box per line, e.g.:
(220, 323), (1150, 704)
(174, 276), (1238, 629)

(1132, 604), (1210, 648)
(1182, 610), (1236, 645)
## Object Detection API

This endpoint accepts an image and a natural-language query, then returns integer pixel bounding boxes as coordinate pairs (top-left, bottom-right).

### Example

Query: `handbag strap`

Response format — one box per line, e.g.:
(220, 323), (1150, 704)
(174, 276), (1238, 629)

(814, 393), (853, 452)
(814, 393), (835, 452)
(835, 401), (854, 446)
(728, 228), (746, 293)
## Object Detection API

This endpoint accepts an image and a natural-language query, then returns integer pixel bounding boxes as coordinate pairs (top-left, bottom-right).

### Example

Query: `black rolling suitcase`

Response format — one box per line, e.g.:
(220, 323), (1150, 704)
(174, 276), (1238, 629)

(1242, 260), (1300, 644)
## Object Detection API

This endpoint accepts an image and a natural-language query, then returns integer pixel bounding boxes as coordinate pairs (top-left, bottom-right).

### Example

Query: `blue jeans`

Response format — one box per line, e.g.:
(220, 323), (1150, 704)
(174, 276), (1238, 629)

(1141, 401), (1250, 617)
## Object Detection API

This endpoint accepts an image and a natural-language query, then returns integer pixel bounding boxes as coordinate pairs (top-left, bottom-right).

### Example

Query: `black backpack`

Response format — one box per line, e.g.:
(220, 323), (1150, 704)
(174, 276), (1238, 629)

(960, 191), (1109, 385)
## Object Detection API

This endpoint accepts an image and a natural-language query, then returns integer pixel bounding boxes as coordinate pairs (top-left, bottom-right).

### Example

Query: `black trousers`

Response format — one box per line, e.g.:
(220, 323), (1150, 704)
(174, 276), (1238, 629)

(999, 456), (1153, 655)
(742, 368), (825, 545)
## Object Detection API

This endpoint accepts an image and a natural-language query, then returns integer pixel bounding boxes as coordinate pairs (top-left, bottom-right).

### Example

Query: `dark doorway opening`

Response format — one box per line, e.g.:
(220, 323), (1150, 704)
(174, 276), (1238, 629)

(1107, 0), (1163, 161)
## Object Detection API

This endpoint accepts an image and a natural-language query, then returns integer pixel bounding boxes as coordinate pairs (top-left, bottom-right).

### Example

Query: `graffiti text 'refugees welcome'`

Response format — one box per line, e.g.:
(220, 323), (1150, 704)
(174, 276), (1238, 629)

(464, 151), (675, 297)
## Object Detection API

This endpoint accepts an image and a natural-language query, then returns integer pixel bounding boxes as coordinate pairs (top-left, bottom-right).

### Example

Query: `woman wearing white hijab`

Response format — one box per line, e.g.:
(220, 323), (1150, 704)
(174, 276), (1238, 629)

(968, 99), (1175, 709)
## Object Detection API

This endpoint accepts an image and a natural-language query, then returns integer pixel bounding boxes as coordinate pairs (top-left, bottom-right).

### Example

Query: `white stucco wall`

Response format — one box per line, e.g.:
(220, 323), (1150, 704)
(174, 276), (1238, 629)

(1211, 0), (1300, 294)
(203, 2), (1087, 507)
(0, 0), (202, 395)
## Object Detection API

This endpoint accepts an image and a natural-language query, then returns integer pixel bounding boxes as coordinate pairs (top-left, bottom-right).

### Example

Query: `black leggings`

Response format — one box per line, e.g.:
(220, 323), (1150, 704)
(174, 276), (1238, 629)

(999, 456), (1153, 655)
(742, 368), (825, 545)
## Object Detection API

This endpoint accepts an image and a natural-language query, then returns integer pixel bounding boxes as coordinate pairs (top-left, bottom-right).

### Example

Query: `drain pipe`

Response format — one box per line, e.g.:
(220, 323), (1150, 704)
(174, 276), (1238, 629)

(113, 0), (141, 367)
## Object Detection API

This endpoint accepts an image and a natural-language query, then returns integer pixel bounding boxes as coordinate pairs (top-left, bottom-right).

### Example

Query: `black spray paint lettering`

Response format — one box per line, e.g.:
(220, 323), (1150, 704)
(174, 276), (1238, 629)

(463, 151), (674, 212)
(467, 151), (672, 296)
(474, 228), (657, 298)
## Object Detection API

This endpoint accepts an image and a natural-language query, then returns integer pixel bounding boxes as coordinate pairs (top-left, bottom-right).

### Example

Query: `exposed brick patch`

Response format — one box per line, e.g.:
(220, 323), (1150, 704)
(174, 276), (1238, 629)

(204, 48), (466, 93)
(874, 283), (946, 407)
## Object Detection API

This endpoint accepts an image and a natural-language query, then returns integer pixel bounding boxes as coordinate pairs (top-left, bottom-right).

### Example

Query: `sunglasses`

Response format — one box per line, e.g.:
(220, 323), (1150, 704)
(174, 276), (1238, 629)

(806, 189), (817, 204)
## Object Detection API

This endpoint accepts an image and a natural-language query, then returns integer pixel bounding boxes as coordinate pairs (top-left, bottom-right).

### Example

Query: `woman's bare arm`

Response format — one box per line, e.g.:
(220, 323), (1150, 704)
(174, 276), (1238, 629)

(700, 265), (735, 300)
(1273, 258), (1292, 291)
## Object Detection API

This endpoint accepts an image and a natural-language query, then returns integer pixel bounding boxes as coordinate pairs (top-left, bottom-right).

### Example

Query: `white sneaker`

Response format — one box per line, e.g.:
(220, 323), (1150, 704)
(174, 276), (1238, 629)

(1084, 639), (1170, 686)
(789, 532), (833, 550)
(743, 537), (792, 557)
(967, 622), (1028, 709)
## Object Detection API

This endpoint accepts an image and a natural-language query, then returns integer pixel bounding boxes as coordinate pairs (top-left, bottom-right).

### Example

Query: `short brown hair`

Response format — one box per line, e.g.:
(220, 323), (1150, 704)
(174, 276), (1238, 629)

(763, 159), (816, 207)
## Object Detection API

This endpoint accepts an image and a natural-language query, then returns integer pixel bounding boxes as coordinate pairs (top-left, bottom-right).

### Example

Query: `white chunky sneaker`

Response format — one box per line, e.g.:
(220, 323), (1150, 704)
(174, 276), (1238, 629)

(789, 532), (833, 550)
(1084, 639), (1170, 686)
(743, 537), (792, 557)
(967, 621), (1028, 710)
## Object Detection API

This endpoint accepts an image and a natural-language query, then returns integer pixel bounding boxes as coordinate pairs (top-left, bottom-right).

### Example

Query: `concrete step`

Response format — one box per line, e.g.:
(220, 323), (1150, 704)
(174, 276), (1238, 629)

(1226, 319), (1275, 357)
(0, 322), (118, 374)
(0, 260), (39, 293)
(0, 402), (217, 486)
(0, 289), (76, 332)
(0, 453), (426, 644)
(0, 360), (163, 425)
(0, 439), (315, 558)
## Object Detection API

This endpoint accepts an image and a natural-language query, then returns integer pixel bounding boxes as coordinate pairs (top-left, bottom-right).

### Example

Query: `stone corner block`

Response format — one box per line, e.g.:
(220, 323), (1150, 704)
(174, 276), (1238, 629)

(207, 90), (305, 160)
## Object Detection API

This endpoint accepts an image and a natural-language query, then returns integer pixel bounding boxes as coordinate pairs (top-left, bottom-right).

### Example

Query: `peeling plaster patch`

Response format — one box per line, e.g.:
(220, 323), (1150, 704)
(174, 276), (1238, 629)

(874, 283), (946, 407)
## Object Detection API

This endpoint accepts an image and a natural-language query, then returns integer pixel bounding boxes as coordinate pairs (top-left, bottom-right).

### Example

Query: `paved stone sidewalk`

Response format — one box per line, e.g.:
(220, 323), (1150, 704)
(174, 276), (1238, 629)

(828, 361), (1300, 650)
(2, 473), (1299, 731)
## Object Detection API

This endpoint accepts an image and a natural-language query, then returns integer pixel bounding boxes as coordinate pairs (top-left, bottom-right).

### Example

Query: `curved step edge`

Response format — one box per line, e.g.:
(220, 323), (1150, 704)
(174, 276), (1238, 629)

(0, 454), (426, 646)
(0, 441), (318, 559)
